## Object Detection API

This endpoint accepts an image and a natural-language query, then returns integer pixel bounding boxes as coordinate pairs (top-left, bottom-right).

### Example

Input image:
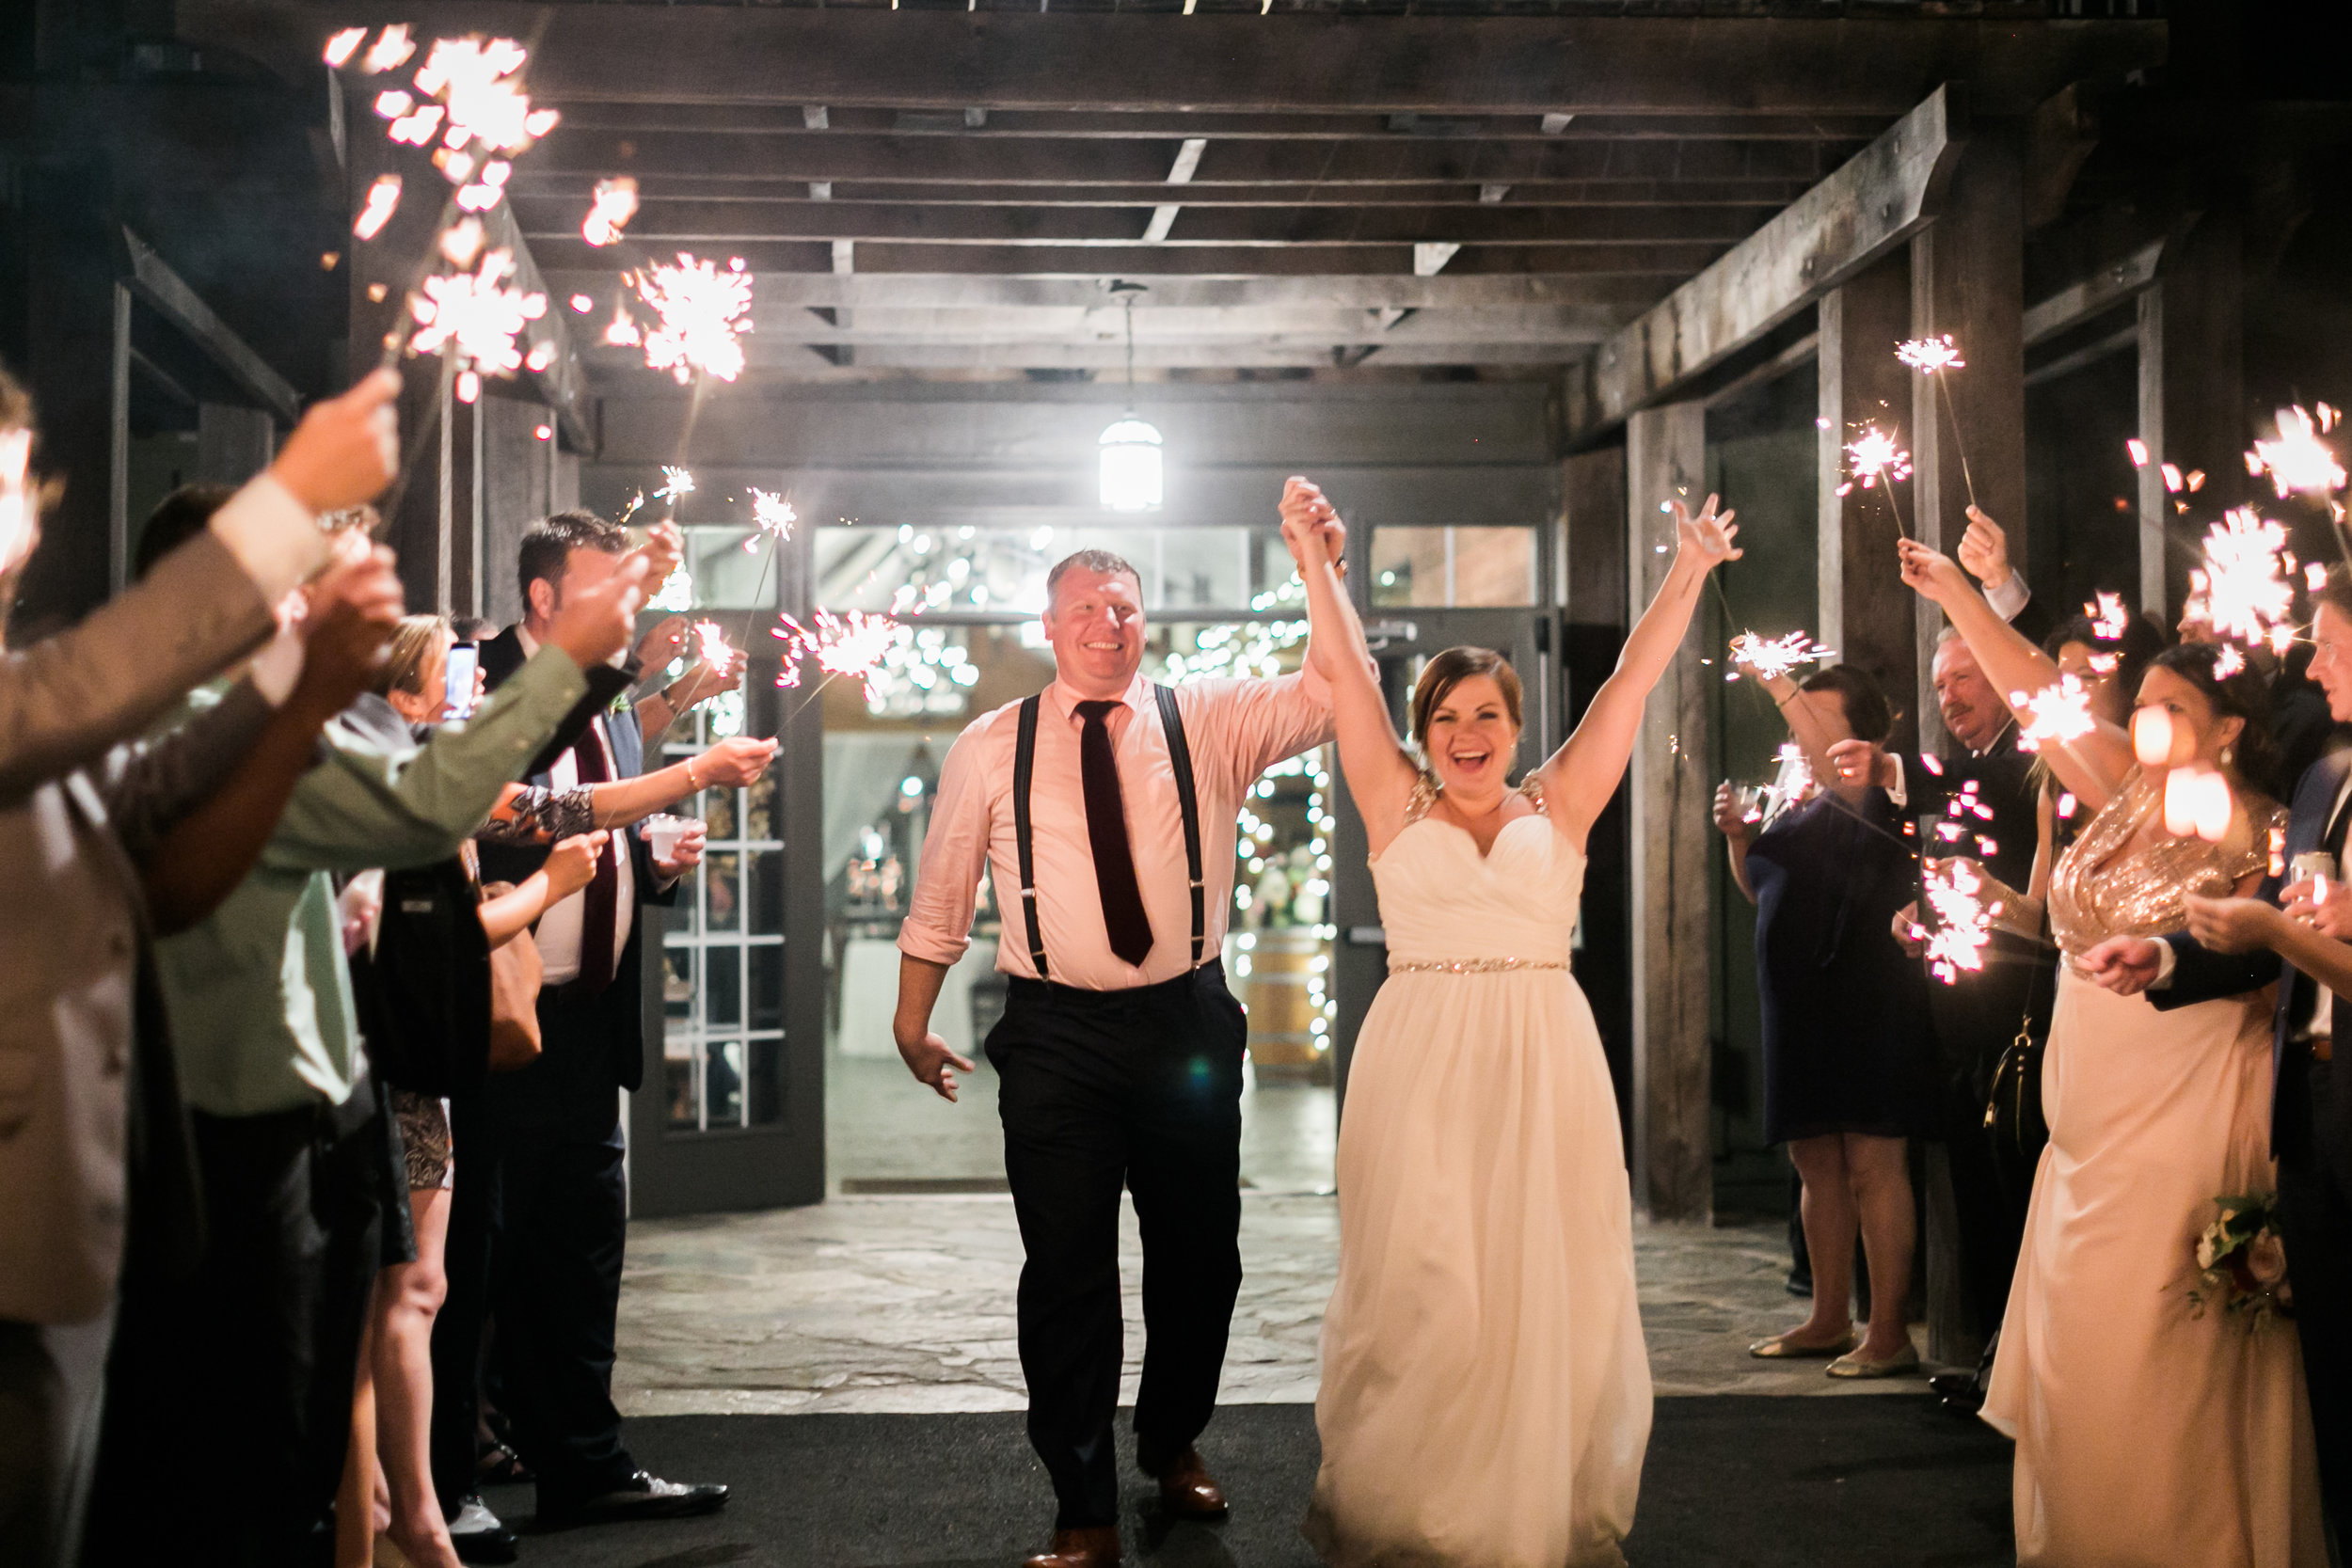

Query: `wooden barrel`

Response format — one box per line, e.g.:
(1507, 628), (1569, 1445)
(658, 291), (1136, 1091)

(1235, 927), (1333, 1084)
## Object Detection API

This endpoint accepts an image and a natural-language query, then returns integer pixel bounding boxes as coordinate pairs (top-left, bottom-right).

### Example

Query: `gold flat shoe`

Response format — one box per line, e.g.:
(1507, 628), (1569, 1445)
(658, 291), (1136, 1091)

(1826, 1343), (1921, 1379)
(1748, 1329), (1859, 1360)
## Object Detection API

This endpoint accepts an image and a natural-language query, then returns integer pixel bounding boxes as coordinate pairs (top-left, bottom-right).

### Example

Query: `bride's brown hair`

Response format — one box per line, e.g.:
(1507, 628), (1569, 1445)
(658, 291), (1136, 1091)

(1409, 646), (1523, 747)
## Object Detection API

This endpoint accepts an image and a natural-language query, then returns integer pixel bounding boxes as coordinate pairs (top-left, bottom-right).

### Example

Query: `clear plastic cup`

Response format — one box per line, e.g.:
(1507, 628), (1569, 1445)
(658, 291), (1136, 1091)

(644, 814), (695, 862)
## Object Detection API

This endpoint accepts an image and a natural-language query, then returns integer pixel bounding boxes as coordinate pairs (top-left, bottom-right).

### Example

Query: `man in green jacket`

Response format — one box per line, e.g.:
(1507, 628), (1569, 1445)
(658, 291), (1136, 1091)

(84, 506), (659, 1567)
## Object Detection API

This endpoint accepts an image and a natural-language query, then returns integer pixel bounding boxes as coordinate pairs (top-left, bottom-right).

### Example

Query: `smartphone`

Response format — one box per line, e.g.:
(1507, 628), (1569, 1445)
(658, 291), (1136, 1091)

(443, 641), (480, 721)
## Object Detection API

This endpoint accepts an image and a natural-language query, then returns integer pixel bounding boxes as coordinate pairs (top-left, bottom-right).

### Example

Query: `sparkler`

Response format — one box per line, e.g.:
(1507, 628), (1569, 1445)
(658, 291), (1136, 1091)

(2184, 506), (2296, 655)
(745, 488), (796, 548)
(2011, 673), (2098, 753)
(2163, 767), (2235, 843)
(582, 178), (639, 248)
(602, 299), (642, 347)
(691, 618), (734, 673)
(2088, 591), (2129, 642)
(1726, 631), (1836, 684)
(405, 247), (547, 404)
(626, 255), (755, 385)
(1, 427), (35, 574)
(655, 466), (695, 509)
(323, 27), (366, 68)
(773, 610), (905, 707)
(1921, 858), (2001, 986)
(1898, 334), (1978, 509)
(353, 174), (402, 240)
(2213, 644), (2247, 680)
(2250, 405), (2346, 499)
(1840, 425), (1914, 540)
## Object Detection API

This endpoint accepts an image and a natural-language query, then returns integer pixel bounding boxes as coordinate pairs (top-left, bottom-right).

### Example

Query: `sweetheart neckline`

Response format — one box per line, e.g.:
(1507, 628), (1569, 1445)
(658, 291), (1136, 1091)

(1375, 811), (1577, 867)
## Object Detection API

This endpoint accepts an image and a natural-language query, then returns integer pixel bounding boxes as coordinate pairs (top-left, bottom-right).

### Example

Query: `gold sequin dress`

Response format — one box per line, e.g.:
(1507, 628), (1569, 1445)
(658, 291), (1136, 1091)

(1308, 779), (1648, 1568)
(1982, 769), (2327, 1566)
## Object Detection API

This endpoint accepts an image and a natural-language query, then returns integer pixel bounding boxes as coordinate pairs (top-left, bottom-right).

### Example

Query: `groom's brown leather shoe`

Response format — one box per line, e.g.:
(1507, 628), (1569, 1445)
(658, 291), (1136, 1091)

(1152, 1447), (1230, 1521)
(1022, 1526), (1120, 1568)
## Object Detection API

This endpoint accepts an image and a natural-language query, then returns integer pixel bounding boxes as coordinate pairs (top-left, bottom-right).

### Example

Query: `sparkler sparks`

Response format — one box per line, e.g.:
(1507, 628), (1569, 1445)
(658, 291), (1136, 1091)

(581, 178), (639, 248)
(405, 247), (547, 403)
(2250, 405), (2347, 499)
(1897, 335), (1965, 374)
(1726, 631), (1836, 684)
(2011, 674), (2099, 752)
(359, 24), (415, 74)
(356, 35), (557, 214)
(773, 610), (904, 705)
(2185, 506), (2296, 655)
(2163, 767), (2236, 843)
(626, 255), (755, 384)
(323, 27), (366, 67)
(2088, 591), (2129, 642)
(1841, 426), (1912, 491)
(655, 467), (695, 507)
(1922, 858), (2000, 985)
(2213, 644), (2247, 679)
(601, 298), (642, 347)
(691, 619), (734, 673)
(746, 487), (796, 546)
(1, 427), (35, 574)
(354, 174), (401, 240)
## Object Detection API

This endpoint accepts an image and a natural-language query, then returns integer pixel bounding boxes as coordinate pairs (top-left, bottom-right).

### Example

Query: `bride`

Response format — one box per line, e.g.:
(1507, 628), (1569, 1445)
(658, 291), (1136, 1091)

(1894, 534), (2326, 1566)
(1282, 478), (1738, 1568)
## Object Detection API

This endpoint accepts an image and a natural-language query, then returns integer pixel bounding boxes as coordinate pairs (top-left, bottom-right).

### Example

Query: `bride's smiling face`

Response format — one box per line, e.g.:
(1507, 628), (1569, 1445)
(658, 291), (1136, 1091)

(1425, 673), (1520, 797)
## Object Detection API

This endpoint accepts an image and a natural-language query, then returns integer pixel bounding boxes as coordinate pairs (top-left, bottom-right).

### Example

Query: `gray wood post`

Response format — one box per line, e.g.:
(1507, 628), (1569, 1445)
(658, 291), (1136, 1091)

(1909, 133), (2026, 756)
(1626, 401), (1713, 1223)
(1818, 254), (1920, 752)
(2137, 213), (2245, 620)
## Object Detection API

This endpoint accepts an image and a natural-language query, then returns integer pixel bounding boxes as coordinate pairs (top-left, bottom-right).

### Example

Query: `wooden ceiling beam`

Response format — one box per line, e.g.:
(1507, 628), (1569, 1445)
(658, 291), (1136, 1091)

(525, 128), (1863, 185)
(514, 198), (1774, 245)
(543, 270), (1670, 310)
(188, 5), (2163, 118)
(540, 106), (1897, 143)
(509, 175), (1822, 209)
(532, 240), (1722, 276)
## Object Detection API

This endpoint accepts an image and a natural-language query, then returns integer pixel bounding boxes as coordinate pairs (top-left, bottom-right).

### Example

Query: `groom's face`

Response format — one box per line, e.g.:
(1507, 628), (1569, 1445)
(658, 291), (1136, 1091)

(1043, 564), (1146, 696)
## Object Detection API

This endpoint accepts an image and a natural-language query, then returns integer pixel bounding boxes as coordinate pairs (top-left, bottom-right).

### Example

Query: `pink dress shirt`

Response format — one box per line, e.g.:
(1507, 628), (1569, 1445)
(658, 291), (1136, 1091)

(899, 667), (1339, 991)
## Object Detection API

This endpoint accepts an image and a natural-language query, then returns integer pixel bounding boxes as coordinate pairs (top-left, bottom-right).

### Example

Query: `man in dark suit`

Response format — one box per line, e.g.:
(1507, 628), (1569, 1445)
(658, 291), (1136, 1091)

(432, 512), (774, 1558)
(2080, 581), (2352, 1550)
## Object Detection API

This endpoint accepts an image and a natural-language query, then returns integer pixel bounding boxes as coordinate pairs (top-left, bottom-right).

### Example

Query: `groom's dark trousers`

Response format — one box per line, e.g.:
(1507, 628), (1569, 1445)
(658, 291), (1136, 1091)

(2157, 744), (2352, 1544)
(985, 960), (1248, 1528)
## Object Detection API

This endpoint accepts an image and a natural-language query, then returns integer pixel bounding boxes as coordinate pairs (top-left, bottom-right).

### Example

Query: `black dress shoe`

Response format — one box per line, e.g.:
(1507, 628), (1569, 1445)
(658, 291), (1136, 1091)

(1785, 1268), (1814, 1298)
(537, 1469), (730, 1528)
(448, 1495), (519, 1564)
(1930, 1370), (1986, 1416)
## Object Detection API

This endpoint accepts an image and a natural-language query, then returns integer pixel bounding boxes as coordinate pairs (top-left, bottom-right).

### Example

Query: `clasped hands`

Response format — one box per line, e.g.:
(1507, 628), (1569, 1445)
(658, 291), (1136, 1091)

(2079, 877), (2352, 996)
(1279, 477), (1349, 573)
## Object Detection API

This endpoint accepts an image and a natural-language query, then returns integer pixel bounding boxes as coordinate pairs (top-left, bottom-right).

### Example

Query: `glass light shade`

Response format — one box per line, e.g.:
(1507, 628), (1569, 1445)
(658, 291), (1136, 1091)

(1099, 417), (1164, 512)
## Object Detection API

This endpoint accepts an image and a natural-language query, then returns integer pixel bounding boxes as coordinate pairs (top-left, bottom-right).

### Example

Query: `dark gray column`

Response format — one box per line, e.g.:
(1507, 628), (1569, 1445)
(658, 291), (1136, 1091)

(1910, 134), (2026, 754)
(1819, 255), (1919, 752)
(1626, 401), (1712, 1223)
(2137, 212), (2244, 619)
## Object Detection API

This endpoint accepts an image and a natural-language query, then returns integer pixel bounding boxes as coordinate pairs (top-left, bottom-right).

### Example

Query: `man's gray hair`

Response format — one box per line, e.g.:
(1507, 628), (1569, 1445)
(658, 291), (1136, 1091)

(1045, 548), (1142, 611)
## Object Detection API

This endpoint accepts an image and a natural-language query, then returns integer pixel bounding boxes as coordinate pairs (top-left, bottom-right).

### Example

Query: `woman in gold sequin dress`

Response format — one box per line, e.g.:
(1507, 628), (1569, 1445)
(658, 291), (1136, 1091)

(1900, 533), (2327, 1567)
(1279, 480), (1739, 1568)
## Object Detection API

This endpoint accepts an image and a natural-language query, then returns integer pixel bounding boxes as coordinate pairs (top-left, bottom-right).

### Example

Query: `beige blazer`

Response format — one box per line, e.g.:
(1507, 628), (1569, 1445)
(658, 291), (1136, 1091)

(0, 532), (281, 1324)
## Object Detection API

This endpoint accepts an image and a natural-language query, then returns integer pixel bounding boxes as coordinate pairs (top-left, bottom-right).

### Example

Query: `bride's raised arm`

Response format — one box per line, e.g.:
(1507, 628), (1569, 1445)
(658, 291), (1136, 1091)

(1534, 495), (1740, 847)
(1279, 478), (1421, 855)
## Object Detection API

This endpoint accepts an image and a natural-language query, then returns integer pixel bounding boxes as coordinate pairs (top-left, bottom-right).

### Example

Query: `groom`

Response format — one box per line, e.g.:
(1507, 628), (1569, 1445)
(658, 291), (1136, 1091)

(894, 542), (1348, 1566)
(2081, 579), (2352, 1546)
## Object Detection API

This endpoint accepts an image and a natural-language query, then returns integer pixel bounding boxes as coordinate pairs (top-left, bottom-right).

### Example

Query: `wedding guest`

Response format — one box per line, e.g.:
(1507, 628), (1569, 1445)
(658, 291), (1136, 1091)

(347, 617), (614, 1568)
(82, 506), (652, 1566)
(1717, 663), (1931, 1378)
(893, 537), (1352, 1568)
(1902, 537), (2326, 1563)
(0, 367), (402, 1568)
(2083, 575), (2352, 1549)
(432, 514), (766, 1553)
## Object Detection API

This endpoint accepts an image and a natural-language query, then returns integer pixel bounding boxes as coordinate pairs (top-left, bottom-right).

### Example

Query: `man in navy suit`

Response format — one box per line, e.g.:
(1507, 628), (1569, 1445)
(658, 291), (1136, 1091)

(2080, 581), (2352, 1549)
(431, 512), (774, 1558)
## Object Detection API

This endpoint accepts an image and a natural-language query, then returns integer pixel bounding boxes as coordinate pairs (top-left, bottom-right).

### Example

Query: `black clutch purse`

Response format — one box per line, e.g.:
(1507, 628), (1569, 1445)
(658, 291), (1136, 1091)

(1984, 911), (2053, 1156)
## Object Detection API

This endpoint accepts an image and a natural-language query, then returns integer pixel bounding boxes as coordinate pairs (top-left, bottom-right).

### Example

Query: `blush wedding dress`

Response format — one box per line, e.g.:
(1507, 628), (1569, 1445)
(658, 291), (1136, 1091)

(1307, 778), (1651, 1568)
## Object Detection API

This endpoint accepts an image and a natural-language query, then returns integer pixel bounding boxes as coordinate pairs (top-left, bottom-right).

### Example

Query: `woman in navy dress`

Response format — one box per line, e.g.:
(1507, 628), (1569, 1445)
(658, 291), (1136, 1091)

(1714, 662), (1933, 1378)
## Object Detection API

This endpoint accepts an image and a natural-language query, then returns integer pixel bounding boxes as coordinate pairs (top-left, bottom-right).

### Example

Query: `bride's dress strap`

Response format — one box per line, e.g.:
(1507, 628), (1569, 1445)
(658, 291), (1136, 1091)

(1406, 772), (1439, 824)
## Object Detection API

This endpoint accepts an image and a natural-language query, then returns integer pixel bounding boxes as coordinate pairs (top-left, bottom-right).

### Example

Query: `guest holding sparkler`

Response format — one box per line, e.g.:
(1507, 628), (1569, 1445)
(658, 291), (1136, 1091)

(2084, 575), (2352, 1554)
(431, 512), (771, 1553)
(1899, 536), (2325, 1566)
(1716, 661), (1932, 1378)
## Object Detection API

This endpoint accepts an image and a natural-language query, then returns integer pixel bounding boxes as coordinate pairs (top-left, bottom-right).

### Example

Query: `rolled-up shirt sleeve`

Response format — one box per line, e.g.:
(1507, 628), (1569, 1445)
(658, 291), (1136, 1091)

(898, 718), (996, 967)
(204, 471), (330, 603)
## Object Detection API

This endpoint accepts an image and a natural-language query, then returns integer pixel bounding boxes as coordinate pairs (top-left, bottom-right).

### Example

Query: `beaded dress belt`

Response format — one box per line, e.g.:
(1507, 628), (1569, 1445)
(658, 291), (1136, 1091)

(1388, 958), (1568, 974)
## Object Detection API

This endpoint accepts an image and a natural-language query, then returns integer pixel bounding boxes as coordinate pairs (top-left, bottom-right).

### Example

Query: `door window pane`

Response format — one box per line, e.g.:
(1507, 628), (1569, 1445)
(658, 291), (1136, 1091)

(1371, 526), (1536, 608)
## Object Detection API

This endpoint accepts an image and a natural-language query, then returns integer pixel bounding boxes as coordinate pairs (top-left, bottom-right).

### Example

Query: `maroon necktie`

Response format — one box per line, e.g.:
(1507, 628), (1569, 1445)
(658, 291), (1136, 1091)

(573, 719), (620, 994)
(1074, 699), (1154, 968)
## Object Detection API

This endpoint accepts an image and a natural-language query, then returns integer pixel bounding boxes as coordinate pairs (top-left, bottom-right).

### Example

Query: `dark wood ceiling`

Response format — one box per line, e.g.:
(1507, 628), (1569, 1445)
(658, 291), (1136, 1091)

(183, 3), (2166, 378)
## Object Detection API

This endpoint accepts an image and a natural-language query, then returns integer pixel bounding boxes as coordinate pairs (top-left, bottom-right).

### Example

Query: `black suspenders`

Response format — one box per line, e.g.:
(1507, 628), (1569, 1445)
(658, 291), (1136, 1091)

(1010, 685), (1204, 982)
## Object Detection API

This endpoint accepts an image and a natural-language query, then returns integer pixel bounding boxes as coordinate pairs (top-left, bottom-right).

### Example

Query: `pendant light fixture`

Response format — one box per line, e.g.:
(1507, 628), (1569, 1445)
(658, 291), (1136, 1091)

(1098, 283), (1162, 512)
